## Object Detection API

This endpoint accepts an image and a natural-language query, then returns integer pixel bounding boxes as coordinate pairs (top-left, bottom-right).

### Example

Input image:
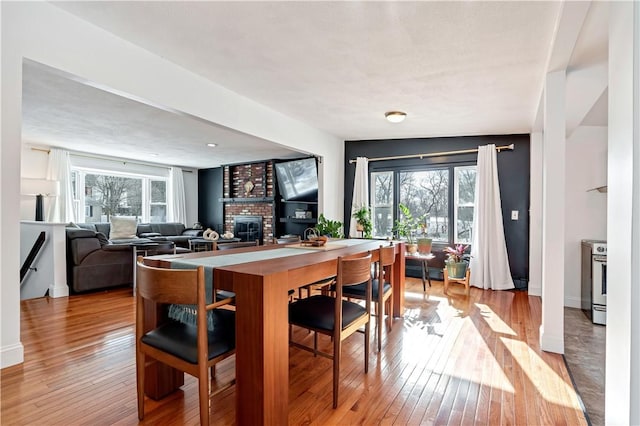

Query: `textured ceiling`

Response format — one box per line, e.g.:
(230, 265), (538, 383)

(26, 1), (569, 168)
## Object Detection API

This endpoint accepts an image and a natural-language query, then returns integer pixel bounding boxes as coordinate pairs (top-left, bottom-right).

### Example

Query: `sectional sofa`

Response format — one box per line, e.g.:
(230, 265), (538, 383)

(66, 222), (201, 293)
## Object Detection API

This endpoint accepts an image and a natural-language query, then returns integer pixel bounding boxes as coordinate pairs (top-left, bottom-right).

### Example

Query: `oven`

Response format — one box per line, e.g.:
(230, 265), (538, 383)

(581, 240), (607, 325)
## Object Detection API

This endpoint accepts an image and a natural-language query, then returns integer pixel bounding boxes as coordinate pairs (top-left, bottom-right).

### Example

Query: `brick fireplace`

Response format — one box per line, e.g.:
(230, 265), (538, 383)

(222, 161), (274, 244)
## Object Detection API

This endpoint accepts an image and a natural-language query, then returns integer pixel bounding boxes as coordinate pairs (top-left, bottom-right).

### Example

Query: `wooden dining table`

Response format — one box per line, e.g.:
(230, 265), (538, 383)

(143, 239), (405, 425)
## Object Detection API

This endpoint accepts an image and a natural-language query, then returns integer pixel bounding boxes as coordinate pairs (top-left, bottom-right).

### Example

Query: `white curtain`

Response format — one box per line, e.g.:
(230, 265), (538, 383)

(469, 144), (514, 290)
(169, 167), (187, 224)
(46, 148), (76, 223)
(349, 157), (369, 237)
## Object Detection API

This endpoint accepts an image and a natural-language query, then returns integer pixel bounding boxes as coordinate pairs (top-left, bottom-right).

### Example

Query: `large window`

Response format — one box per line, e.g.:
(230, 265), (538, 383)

(371, 164), (476, 244)
(72, 169), (167, 223)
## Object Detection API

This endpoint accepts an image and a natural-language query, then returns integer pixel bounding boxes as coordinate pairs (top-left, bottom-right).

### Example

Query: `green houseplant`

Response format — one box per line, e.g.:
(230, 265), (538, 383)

(392, 203), (425, 253)
(315, 214), (344, 238)
(444, 244), (470, 278)
(352, 206), (372, 238)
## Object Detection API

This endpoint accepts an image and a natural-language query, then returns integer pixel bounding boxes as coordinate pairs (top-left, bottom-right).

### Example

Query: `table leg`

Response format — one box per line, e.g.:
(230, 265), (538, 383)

(232, 270), (290, 425)
(392, 248), (405, 317)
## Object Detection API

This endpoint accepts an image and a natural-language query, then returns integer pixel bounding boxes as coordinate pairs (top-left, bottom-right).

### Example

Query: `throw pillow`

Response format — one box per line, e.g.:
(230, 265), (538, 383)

(109, 216), (138, 239)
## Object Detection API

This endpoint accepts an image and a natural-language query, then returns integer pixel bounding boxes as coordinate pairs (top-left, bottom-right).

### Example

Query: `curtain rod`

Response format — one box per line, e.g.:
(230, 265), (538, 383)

(30, 147), (194, 173)
(348, 143), (515, 164)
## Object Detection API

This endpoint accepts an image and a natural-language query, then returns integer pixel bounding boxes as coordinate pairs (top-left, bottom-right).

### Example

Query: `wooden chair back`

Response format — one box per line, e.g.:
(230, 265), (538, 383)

(136, 259), (203, 306)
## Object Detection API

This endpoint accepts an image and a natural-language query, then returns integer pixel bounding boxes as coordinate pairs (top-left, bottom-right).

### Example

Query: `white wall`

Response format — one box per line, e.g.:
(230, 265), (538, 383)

(605, 2), (640, 424)
(1, 1), (342, 368)
(563, 126), (608, 307)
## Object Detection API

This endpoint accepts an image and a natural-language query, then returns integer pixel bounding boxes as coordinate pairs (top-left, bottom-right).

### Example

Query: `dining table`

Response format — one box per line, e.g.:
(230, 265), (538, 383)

(142, 238), (405, 425)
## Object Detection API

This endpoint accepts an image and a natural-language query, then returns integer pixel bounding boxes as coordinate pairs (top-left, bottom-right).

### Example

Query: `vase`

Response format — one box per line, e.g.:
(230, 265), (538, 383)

(417, 238), (432, 254)
(406, 243), (418, 254)
(446, 262), (467, 279)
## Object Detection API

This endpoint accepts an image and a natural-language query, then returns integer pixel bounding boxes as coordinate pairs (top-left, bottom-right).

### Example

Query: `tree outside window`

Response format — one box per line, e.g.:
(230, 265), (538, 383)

(84, 174), (142, 222)
(372, 164), (477, 245)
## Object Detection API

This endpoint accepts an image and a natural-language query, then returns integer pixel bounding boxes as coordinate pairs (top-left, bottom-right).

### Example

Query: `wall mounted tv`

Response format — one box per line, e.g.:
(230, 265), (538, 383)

(275, 157), (318, 201)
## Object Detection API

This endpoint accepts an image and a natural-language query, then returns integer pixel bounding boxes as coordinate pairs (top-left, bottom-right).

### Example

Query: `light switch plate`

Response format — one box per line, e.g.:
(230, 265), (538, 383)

(511, 210), (519, 220)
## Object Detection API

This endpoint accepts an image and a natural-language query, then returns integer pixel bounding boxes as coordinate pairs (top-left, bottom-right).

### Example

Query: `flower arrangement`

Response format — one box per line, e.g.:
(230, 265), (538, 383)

(444, 244), (470, 264)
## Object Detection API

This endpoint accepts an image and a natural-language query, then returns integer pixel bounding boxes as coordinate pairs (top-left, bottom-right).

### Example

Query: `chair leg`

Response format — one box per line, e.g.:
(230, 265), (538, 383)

(211, 364), (216, 378)
(377, 301), (383, 351)
(364, 320), (370, 374)
(198, 367), (209, 426)
(387, 297), (393, 331)
(333, 334), (342, 409)
(136, 350), (145, 420)
(313, 331), (318, 356)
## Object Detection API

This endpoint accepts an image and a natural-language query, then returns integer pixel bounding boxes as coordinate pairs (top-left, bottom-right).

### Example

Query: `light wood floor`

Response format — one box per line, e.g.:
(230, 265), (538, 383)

(1, 278), (586, 425)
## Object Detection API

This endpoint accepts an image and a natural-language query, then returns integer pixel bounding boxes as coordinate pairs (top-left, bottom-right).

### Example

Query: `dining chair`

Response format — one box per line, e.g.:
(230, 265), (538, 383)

(216, 239), (260, 250)
(342, 243), (395, 351)
(135, 257), (236, 425)
(288, 253), (372, 408)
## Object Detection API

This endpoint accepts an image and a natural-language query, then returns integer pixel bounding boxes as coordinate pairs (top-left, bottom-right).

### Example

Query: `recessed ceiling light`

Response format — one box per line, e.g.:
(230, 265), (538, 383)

(149, 153), (159, 157)
(207, 143), (217, 148)
(385, 111), (407, 123)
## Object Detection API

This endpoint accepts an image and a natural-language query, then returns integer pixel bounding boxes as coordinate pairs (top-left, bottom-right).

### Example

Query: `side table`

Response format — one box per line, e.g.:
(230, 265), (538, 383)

(405, 252), (435, 292)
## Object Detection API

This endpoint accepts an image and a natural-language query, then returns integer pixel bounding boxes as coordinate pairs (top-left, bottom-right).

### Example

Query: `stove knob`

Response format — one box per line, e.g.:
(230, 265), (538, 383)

(597, 246), (605, 253)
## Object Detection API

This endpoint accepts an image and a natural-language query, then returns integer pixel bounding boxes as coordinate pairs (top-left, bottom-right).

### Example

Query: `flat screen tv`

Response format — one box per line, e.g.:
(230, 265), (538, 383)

(275, 157), (318, 201)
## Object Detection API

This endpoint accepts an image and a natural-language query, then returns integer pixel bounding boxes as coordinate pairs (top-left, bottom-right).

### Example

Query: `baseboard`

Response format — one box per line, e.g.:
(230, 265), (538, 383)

(49, 283), (69, 298)
(1, 342), (24, 368)
(539, 326), (564, 354)
(528, 284), (542, 297)
(564, 296), (581, 308)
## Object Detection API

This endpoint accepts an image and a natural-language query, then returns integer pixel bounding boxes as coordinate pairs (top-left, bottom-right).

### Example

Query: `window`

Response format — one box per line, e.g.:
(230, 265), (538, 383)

(371, 164), (477, 244)
(71, 169), (168, 223)
(370, 171), (394, 237)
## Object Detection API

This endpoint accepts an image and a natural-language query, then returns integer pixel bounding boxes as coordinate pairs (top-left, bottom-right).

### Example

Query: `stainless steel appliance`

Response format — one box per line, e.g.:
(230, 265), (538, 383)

(581, 240), (607, 325)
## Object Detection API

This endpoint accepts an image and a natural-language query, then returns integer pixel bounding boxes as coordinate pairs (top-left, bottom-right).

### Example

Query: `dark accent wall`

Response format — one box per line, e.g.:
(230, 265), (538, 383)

(198, 167), (224, 232)
(344, 134), (530, 285)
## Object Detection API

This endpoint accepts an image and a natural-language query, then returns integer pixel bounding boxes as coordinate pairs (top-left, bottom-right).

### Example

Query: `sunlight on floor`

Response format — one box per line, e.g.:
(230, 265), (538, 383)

(475, 302), (517, 336)
(501, 337), (578, 407)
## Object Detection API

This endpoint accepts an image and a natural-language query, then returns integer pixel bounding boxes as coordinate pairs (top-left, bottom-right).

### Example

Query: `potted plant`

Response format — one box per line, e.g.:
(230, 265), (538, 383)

(392, 203), (425, 253)
(444, 244), (470, 278)
(315, 213), (344, 238)
(352, 206), (372, 238)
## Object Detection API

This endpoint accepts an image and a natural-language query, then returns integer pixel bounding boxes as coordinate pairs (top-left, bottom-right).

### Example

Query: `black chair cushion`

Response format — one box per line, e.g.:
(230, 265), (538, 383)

(342, 279), (391, 299)
(141, 309), (235, 364)
(289, 295), (367, 332)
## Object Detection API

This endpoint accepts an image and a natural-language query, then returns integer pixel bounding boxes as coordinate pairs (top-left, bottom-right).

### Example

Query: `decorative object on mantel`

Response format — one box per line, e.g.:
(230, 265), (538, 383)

(244, 179), (255, 196)
(202, 228), (219, 241)
(244, 165), (255, 196)
(222, 231), (234, 239)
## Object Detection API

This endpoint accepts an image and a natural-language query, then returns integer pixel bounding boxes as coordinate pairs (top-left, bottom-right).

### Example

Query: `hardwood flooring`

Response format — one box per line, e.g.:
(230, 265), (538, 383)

(1, 278), (586, 425)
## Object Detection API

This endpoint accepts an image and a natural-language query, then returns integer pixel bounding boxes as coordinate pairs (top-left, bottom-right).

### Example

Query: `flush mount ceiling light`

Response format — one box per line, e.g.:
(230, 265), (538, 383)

(385, 111), (407, 123)
(207, 143), (217, 148)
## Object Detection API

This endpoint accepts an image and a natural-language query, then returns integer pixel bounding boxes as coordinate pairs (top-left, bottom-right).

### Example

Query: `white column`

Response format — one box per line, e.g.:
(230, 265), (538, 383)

(528, 131), (543, 297)
(540, 70), (566, 354)
(606, 2), (640, 424)
(0, 4), (25, 367)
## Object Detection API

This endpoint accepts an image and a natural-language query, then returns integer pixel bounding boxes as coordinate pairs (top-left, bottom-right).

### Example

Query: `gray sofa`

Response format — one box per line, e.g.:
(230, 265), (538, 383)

(66, 222), (200, 293)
